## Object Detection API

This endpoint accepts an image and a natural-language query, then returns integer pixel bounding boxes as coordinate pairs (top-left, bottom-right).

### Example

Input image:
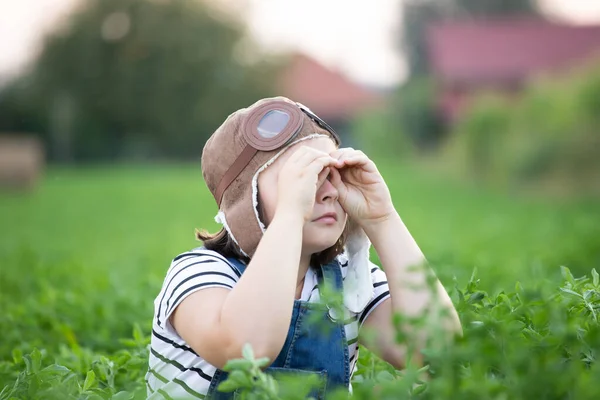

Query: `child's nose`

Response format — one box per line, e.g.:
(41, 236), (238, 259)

(317, 177), (338, 203)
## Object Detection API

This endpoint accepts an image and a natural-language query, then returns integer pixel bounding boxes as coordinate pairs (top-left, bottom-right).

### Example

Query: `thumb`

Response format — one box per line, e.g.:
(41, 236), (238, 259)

(317, 167), (330, 187)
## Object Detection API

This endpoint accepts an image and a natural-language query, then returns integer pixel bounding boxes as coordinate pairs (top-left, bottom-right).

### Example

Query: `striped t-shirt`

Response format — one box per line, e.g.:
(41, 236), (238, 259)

(146, 248), (391, 399)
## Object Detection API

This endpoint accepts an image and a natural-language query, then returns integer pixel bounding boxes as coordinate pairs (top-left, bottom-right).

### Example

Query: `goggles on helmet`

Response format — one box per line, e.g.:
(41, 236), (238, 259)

(215, 100), (340, 206)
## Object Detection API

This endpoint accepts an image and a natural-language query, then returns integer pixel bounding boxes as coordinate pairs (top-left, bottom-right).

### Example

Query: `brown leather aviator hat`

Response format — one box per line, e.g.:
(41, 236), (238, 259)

(201, 96), (374, 314)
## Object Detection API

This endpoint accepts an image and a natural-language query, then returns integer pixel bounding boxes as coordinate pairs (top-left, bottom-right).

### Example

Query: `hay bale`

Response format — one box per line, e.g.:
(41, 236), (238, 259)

(0, 134), (44, 190)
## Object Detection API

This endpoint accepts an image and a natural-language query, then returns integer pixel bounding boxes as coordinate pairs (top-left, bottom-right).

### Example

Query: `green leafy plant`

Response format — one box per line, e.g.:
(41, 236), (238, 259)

(443, 57), (600, 195)
(1, 164), (599, 399)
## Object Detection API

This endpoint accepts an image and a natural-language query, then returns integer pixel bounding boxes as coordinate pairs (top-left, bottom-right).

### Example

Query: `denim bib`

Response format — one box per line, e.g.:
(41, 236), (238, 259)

(207, 257), (350, 399)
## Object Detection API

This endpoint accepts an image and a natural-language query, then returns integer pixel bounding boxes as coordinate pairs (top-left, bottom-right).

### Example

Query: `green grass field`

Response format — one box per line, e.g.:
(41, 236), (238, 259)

(1, 160), (599, 399)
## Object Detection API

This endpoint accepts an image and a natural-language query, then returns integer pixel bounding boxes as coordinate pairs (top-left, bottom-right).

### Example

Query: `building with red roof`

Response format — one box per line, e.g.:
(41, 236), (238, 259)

(426, 18), (600, 121)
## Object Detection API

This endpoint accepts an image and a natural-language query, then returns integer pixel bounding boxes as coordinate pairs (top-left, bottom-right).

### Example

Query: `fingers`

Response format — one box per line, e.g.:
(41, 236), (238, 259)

(328, 166), (344, 189)
(335, 148), (365, 164)
(331, 148), (377, 173)
(289, 146), (340, 168)
(288, 147), (341, 181)
(284, 145), (377, 183)
(316, 167), (331, 189)
(328, 148), (347, 159)
(305, 155), (338, 178)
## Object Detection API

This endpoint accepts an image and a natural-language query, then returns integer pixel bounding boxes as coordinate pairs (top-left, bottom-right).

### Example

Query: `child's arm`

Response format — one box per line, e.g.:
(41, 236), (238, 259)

(171, 147), (340, 369)
(171, 210), (304, 369)
(328, 148), (461, 368)
(360, 212), (462, 369)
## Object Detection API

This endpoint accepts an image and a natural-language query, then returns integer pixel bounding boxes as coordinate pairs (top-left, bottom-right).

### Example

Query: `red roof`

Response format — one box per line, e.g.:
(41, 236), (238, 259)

(277, 53), (382, 120)
(427, 18), (600, 85)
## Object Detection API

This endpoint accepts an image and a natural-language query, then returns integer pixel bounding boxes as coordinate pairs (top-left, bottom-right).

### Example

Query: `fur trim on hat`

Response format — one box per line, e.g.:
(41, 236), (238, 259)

(214, 210), (249, 258)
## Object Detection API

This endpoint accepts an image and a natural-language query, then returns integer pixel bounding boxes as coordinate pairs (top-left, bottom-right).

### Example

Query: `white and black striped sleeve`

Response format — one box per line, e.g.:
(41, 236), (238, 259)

(156, 250), (240, 327)
(358, 261), (391, 326)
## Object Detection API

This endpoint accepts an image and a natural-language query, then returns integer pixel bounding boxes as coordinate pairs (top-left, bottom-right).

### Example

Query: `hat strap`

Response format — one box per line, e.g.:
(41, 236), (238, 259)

(215, 145), (257, 206)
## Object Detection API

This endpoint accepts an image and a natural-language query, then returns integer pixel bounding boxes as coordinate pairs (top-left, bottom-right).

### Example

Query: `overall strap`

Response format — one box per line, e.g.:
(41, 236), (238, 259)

(316, 258), (344, 292)
(193, 246), (248, 275)
(225, 256), (247, 275)
(316, 258), (347, 323)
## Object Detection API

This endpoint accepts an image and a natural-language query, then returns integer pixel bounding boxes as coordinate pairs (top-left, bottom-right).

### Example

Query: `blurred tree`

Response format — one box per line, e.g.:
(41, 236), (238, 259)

(396, 0), (541, 150)
(451, 0), (539, 18)
(393, 76), (442, 149)
(0, 0), (277, 161)
(401, 0), (447, 79)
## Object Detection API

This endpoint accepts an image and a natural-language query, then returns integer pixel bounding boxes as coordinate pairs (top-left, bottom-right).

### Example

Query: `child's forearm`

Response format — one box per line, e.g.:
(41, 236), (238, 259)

(363, 212), (462, 353)
(219, 210), (304, 363)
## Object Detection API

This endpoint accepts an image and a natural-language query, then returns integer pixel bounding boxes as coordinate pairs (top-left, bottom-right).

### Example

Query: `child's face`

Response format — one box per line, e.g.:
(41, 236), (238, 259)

(257, 137), (347, 255)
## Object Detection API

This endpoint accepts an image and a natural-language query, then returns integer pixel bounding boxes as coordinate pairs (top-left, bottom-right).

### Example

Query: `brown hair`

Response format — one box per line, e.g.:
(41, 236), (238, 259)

(195, 227), (250, 263)
(195, 223), (349, 267)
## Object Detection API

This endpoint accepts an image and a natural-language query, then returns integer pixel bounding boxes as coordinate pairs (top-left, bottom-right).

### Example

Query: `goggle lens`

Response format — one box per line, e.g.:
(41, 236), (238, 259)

(257, 110), (291, 139)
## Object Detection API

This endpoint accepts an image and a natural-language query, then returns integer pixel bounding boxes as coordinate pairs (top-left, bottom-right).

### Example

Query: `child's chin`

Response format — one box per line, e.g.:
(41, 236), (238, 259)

(305, 238), (339, 254)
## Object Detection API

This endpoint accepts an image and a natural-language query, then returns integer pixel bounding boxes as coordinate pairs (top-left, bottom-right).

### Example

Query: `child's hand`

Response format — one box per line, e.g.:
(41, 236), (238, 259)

(329, 148), (396, 227)
(276, 146), (341, 222)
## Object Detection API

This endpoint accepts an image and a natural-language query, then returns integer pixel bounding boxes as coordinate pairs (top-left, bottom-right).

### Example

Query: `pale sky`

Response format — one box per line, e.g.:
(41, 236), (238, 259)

(0, 0), (599, 87)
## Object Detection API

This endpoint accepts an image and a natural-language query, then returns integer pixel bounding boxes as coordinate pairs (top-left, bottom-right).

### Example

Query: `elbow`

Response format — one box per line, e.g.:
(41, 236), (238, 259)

(384, 344), (421, 371)
(185, 332), (278, 371)
(184, 316), (288, 369)
(445, 309), (463, 338)
(452, 318), (463, 338)
(437, 299), (463, 338)
(222, 335), (284, 368)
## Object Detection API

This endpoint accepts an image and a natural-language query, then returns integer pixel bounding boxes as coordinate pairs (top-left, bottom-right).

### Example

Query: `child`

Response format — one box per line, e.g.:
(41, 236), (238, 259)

(146, 97), (461, 399)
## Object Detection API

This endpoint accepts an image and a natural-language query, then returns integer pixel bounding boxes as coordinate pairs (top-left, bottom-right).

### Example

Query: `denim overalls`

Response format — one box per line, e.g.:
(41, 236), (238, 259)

(207, 257), (351, 399)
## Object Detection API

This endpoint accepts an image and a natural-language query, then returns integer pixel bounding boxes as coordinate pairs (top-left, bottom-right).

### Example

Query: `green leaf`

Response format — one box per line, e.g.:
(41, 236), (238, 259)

(415, 365), (431, 378)
(111, 391), (134, 400)
(412, 383), (427, 396)
(456, 288), (465, 304)
(29, 349), (42, 374)
(119, 339), (137, 348)
(561, 266), (575, 285)
(132, 323), (143, 343)
(229, 370), (252, 387)
(217, 379), (239, 393)
(12, 348), (23, 365)
(242, 343), (254, 360)
(42, 364), (71, 376)
(559, 288), (582, 298)
(468, 291), (486, 304)
(255, 357), (271, 368)
(223, 358), (254, 372)
(467, 267), (479, 290)
(28, 375), (40, 397)
(88, 388), (109, 396)
(376, 371), (395, 381)
(266, 375), (278, 394)
(592, 269), (599, 287)
(83, 370), (96, 391)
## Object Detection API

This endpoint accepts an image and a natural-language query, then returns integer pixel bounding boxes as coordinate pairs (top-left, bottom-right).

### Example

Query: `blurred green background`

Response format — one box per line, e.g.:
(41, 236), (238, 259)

(1, 0), (600, 397)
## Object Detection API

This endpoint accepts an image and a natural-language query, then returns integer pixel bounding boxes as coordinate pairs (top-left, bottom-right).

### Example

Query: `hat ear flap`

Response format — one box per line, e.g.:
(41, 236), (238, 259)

(343, 218), (374, 313)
